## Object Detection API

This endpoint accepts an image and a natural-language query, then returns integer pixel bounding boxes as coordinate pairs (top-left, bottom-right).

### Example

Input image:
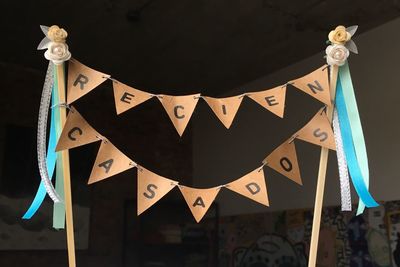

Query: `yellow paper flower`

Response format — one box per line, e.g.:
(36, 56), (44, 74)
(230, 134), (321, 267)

(47, 25), (68, 43)
(328, 26), (351, 45)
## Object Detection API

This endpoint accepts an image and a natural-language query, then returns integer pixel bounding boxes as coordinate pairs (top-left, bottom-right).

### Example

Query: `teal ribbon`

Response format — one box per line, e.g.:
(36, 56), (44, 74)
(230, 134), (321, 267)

(338, 62), (372, 214)
(22, 86), (58, 219)
(335, 68), (378, 212)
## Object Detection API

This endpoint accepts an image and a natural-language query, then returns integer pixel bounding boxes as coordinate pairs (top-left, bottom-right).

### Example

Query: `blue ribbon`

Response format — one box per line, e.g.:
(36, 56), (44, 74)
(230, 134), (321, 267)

(335, 74), (378, 210)
(338, 62), (370, 214)
(22, 87), (58, 219)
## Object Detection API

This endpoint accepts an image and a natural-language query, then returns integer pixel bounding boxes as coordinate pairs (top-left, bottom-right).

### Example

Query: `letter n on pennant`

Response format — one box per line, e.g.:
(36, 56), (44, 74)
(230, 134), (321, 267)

(292, 65), (331, 106)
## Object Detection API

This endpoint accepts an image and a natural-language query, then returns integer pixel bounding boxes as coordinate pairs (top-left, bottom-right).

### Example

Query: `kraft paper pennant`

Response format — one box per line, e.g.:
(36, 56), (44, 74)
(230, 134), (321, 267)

(179, 185), (220, 223)
(55, 107), (101, 151)
(264, 139), (302, 185)
(248, 86), (286, 118)
(203, 95), (243, 129)
(67, 59), (110, 104)
(113, 81), (153, 115)
(292, 65), (331, 106)
(159, 93), (200, 136)
(88, 140), (134, 184)
(296, 109), (336, 150)
(226, 168), (269, 206)
(137, 167), (178, 215)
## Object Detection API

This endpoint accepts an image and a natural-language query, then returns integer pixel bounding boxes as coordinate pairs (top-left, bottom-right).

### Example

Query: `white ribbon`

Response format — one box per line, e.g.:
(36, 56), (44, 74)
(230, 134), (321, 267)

(333, 108), (352, 211)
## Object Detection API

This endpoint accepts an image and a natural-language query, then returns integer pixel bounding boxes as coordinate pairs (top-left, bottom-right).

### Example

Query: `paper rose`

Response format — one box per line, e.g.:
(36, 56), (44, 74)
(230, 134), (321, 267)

(328, 25), (351, 45)
(47, 25), (68, 43)
(325, 44), (349, 66)
(44, 42), (71, 65)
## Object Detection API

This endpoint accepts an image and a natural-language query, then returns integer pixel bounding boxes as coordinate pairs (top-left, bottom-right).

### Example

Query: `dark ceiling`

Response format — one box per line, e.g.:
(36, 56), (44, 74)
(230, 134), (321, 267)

(1, 0), (400, 95)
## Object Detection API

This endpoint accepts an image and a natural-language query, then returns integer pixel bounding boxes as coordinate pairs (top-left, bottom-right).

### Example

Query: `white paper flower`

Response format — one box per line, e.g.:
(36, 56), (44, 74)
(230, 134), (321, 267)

(44, 42), (71, 65)
(325, 44), (349, 66)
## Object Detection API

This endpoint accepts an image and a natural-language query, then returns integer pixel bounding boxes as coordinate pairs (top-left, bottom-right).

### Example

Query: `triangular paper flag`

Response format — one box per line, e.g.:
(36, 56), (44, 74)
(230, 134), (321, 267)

(159, 94), (200, 136)
(264, 139), (302, 185)
(56, 107), (101, 151)
(88, 140), (134, 184)
(137, 167), (178, 215)
(248, 86), (286, 118)
(179, 186), (220, 223)
(292, 65), (331, 106)
(203, 96), (243, 129)
(226, 168), (269, 206)
(296, 109), (336, 150)
(113, 81), (153, 115)
(67, 59), (110, 104)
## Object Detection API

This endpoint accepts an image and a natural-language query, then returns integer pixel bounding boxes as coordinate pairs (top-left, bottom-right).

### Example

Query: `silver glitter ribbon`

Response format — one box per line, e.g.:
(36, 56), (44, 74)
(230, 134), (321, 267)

(333, 108), (352, 211)
(37, 61), (62, 203)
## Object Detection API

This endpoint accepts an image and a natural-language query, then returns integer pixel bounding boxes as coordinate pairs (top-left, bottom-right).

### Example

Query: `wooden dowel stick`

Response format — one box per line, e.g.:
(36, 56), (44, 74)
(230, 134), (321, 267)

(56, 63), (76, 267)
(308, 65), (338, 267)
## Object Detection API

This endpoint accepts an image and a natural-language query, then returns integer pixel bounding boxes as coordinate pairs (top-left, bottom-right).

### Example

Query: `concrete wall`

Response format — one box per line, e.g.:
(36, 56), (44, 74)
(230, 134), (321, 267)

(193, 18), (400, 216)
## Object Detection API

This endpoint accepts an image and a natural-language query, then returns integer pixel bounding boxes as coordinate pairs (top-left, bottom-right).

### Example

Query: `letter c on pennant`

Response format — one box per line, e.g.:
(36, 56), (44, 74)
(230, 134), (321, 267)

(67, 127), (83, 141)
(174, 105), (185, 119)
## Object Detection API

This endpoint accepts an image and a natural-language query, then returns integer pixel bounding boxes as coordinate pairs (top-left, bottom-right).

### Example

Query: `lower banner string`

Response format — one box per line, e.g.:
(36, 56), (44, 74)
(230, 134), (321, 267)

(335, 75), (378, 209)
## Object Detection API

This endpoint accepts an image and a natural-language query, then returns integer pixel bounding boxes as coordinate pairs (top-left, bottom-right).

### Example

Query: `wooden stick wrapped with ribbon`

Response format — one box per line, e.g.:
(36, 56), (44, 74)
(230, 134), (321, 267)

(22, 25), (76, 267)
(307, 25), (379, 267)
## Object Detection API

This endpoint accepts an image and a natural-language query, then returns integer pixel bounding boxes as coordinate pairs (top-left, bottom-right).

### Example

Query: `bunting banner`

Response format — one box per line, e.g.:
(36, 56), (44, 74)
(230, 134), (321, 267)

(226, 167), (269, 206)
(53, 106), (334, 222)
(203, 95), (243, 129)
(295, 108), (336, 150)
(26, 25), (378, 225)
(67, 59), (110, 104)
(159, 93), (201, 136)
(247, 85), (286, 118)
(292, 65), (331, 106)
(63, 59), (338, 136)
(137, 167), (178, 215)
(88, 140), (135, 184)
(113, 81), (153, 115)
(179, 185), (221, 223)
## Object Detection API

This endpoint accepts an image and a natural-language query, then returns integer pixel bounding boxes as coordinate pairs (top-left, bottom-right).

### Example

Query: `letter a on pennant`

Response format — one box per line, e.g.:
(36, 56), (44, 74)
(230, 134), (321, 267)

(113, 81), (153, 115)
(248, 86), (286, 118)
(203, 96), (243, 129)
(137, 167), (178, 215)
(292, 65), (331, 106)
(179, 186), (220, 223)
(296, 108), (336, 150)
(264, 139), (302, 185)
(226, 168), (269, 206)
(88, 140), (134, 184)
(159, 94), (200, 136)
(56, 106), (101, 151)
(67, 59), (110, 104)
